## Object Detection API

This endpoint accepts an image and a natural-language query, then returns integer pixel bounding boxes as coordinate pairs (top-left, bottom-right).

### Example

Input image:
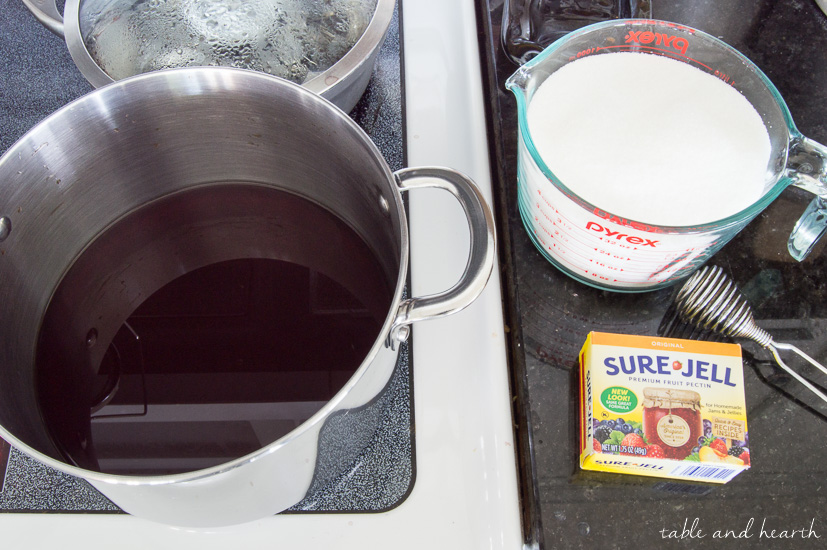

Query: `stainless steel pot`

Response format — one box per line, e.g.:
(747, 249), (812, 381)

(0, 67), (495, 526)
(22, 0), (395, 112)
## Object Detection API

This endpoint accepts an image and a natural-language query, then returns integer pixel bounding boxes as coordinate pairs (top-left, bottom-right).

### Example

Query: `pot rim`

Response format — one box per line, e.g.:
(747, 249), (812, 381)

(61, 0), (397, 95)
(0, 66), (410, 487)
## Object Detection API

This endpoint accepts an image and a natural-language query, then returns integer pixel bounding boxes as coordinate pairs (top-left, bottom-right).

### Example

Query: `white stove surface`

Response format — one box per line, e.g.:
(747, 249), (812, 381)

(0, 1), (523, 547)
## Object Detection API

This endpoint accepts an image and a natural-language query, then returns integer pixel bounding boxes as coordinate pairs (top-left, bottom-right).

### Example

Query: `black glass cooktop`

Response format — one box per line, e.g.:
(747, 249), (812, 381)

(480, 1), (827, 548)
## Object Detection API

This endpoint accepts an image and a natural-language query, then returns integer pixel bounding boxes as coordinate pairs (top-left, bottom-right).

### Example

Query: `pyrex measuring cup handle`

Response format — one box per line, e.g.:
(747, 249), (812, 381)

(787, 137), (827, 260)
(386, 167), (496, 349)
(22, 0), (64, 37)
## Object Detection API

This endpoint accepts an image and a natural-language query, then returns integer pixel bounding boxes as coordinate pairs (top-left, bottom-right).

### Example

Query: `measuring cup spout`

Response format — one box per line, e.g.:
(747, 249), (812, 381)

(504, 68), (531, 97)
(786, 136), (827, 260)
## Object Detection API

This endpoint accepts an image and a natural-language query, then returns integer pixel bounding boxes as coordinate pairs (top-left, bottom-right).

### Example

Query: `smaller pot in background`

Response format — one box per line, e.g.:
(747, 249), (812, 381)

(22, 0), (395, 112)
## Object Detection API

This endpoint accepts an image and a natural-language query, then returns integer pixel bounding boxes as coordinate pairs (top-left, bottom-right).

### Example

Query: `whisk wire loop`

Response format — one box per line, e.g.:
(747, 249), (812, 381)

(674, 266), (827, 405)
(677, 266), (774, 347)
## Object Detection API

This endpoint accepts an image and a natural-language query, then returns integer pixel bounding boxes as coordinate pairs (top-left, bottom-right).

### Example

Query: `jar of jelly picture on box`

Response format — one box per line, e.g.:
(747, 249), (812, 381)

(642, 388), (702, 461)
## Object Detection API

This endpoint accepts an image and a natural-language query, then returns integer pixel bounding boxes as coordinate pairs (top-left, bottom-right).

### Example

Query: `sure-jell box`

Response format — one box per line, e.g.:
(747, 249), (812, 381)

(579, 332), (751, 483)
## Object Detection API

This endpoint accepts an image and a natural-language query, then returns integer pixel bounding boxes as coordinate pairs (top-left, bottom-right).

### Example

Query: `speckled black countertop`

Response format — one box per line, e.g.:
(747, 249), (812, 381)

(480, 1), (827, 548)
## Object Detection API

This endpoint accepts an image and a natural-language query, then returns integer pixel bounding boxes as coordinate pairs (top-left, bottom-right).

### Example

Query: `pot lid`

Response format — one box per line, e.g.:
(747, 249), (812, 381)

(78, 0), (378, 84)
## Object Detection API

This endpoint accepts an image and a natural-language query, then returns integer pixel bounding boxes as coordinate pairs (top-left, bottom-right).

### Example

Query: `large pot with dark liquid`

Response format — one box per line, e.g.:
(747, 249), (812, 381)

(0, 67), (495, 526)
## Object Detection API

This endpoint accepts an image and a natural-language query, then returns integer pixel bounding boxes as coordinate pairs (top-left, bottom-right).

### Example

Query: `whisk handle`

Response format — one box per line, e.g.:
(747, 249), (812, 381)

(769, 344), (827, 406)
(772, 342), (827, 379)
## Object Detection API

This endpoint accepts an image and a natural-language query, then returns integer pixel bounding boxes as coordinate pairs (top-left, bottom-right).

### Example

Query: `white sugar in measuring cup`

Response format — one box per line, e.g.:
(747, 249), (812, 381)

(506, 19), (827, 292)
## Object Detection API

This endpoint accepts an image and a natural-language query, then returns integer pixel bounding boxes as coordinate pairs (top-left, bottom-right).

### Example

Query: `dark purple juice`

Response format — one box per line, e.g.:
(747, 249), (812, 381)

(35, 184), (395, 475)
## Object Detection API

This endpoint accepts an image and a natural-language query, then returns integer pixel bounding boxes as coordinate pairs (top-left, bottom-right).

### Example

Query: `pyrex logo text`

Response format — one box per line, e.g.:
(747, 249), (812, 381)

(625, 31), (689, 55)
(586, 222), (659, 247)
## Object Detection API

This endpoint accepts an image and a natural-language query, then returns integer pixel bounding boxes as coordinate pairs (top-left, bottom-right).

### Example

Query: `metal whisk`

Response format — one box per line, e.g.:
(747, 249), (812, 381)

(675, 265), (827, 405)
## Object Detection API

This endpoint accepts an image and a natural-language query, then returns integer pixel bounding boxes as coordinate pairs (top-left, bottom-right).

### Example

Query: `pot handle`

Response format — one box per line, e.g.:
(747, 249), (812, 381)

(387, 167), (496, 349)
(22, 0), (64, 37)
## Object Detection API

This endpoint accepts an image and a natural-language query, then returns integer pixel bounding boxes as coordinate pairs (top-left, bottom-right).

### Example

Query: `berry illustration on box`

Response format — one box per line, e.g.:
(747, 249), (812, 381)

(696, 421), (750, 466)
(593, 418), (664, 458)
(579, 332), (751, 484)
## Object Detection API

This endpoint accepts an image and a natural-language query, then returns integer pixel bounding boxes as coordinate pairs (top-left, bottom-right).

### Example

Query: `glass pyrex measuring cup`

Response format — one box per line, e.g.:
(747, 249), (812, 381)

(506, 19), (827, 292)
